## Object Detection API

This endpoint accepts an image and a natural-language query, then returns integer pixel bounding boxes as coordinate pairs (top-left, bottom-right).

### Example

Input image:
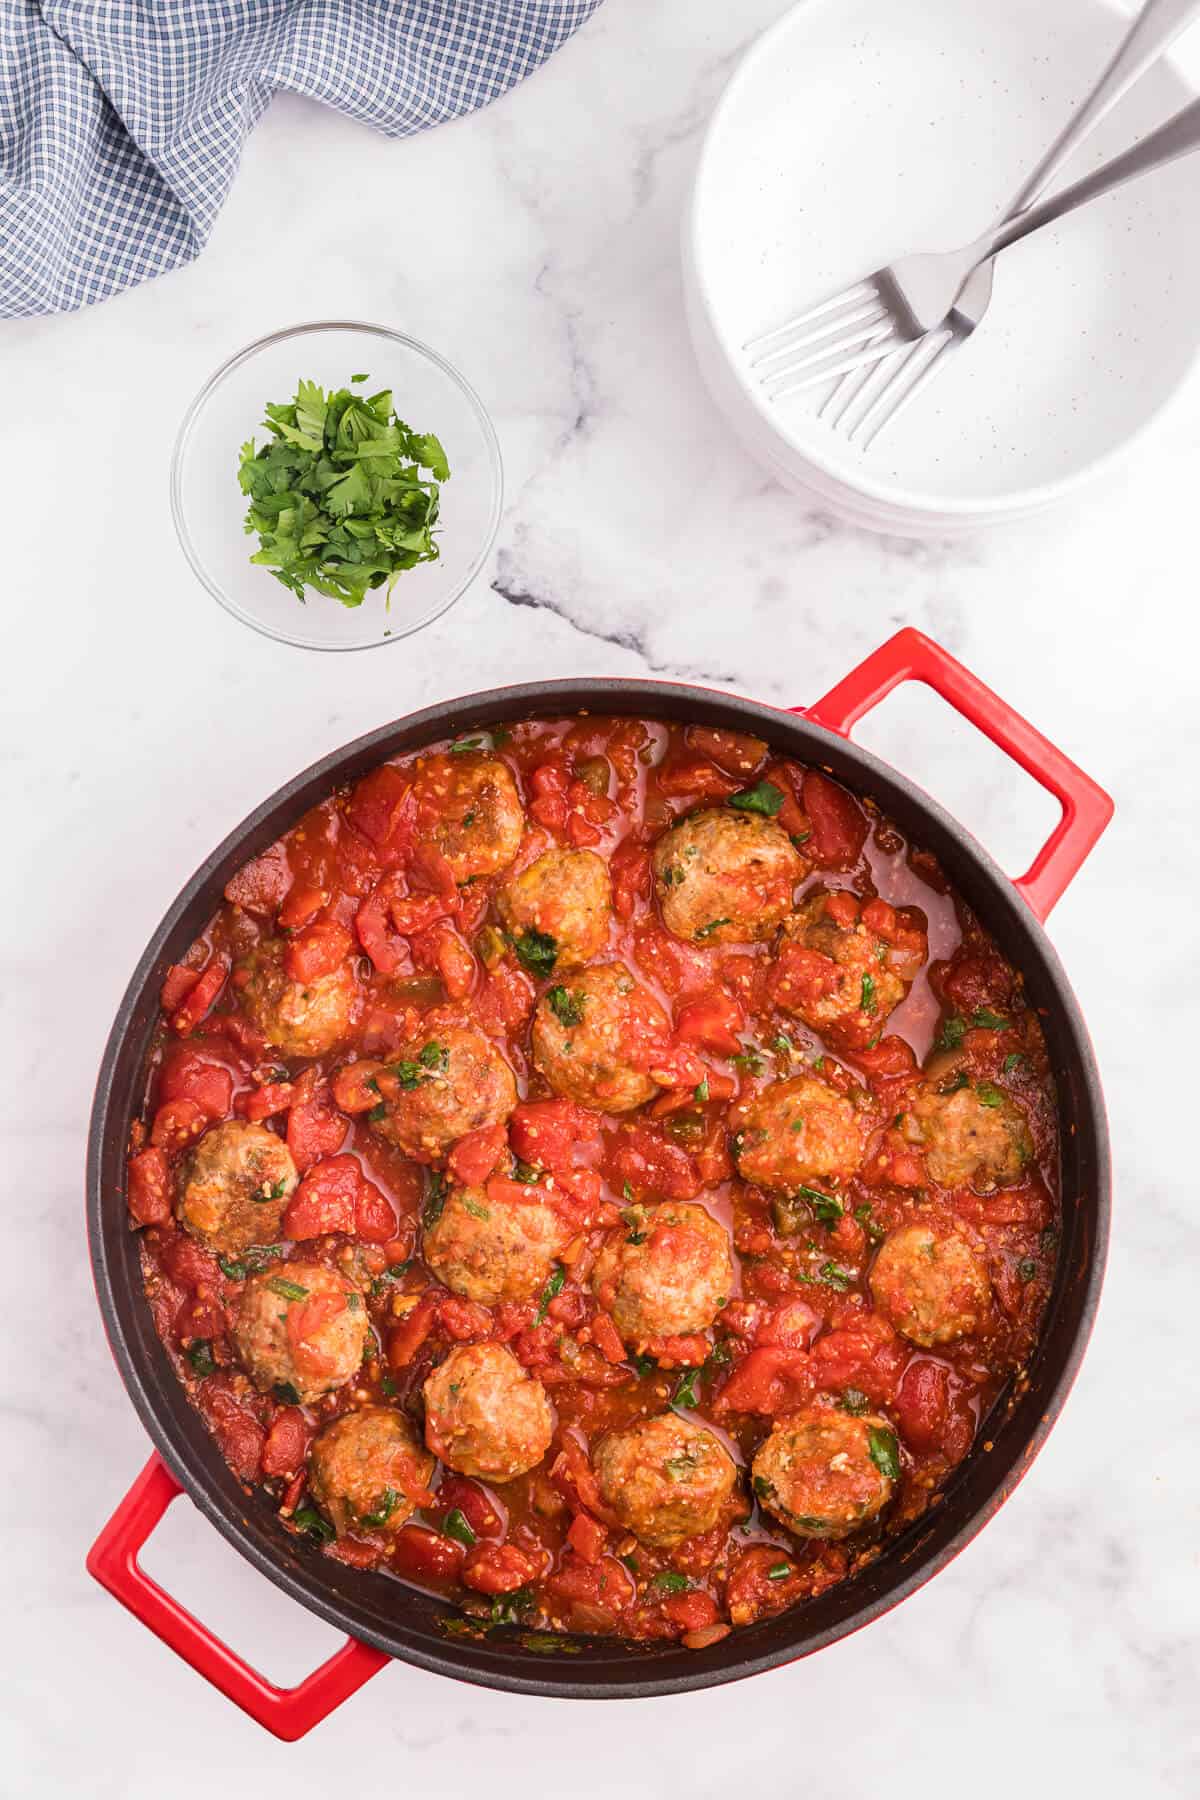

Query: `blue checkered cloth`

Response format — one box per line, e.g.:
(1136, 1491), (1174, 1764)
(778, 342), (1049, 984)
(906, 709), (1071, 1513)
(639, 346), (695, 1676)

(1, 0), (602, 317)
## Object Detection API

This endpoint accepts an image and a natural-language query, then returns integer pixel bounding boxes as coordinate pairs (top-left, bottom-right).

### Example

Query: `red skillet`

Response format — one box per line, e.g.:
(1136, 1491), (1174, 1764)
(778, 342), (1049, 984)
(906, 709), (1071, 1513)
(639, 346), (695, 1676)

(86, 629), (1112, 1737)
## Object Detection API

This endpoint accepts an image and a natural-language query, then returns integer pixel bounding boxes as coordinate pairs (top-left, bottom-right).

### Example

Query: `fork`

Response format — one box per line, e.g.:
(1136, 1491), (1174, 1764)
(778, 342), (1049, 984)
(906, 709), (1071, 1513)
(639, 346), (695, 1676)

(746, 0), (1200, 431)
(832, 0), (1200, 448)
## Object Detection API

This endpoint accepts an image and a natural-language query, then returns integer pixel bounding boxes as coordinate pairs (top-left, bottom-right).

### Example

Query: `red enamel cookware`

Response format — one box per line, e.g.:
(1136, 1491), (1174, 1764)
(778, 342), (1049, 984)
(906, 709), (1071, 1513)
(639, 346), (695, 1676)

(86, 628), (1112, 1738)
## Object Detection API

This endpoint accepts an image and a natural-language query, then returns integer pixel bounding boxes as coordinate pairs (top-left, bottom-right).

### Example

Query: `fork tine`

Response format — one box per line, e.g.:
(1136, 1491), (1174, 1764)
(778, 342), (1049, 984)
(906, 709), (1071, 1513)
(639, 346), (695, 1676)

(749, 296), (890, 371)
(826, 342), (910, 432)
(857, 328), (955, 448)
(818, 354), (884, 425)
(842, 337), (927, 441)
(767, 327), (900, 399)
(743, 280), (876, 356)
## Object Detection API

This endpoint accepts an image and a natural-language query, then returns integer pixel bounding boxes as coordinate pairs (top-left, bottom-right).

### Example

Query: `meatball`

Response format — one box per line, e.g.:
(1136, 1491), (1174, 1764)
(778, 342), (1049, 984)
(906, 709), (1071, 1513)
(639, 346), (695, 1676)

(177, 1120), (297, 1255)
(752, 1406), (894, 1539)
(530, 962), (667, 1114)
(497, 847), (612, 973)
(232, 1262), (367, 1404)
(412, 751), (524, 883)
(591, 1202), (733, 1345)
(369, 1024), (517, 1160)
(870, 1219), (992, 1347)
(902, 1081), (1033, 1192)
(309, 1407), (435, 1537)
(240, 937), (355, 1060)
(772, 891), (920, 1047)
(424, 1179), (573, 1305)
(652, 807), (806, 946)
(423, 1342), (554, 1482)
(732, 1076), (865, 1193)
(593, 1414), (738, 1548)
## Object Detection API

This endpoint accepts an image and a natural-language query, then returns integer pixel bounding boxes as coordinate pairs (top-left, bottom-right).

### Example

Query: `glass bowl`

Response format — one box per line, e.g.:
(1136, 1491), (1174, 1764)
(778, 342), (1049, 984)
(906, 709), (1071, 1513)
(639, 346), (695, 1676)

(170, 321), (503, 650)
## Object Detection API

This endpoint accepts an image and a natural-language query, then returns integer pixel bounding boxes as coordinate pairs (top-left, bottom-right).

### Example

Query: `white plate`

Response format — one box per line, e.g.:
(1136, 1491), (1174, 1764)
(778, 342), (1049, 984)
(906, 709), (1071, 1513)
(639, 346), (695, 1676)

(684, 0), (1200, 531)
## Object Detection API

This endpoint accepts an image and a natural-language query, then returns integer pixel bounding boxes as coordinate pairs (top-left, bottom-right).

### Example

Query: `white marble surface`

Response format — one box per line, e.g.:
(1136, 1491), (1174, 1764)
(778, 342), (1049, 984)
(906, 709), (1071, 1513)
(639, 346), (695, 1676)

(2, 0), (1198, 1792)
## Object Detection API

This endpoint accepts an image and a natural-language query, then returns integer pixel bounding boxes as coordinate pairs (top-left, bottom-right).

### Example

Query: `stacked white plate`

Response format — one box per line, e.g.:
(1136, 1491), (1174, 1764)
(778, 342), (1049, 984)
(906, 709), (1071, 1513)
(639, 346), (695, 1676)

(683, 0), (1200, 535)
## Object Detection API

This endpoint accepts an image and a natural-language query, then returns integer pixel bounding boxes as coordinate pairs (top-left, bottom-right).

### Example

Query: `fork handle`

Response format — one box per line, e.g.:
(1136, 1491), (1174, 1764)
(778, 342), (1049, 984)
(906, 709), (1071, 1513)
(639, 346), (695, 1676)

(1009, 0), (1200, 213)
(976, 95), (1200, 259)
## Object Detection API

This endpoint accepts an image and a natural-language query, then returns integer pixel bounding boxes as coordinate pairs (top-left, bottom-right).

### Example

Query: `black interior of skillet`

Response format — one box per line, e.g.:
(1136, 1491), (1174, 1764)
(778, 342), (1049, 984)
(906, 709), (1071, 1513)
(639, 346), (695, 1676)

(89, 680), (1109, 1698)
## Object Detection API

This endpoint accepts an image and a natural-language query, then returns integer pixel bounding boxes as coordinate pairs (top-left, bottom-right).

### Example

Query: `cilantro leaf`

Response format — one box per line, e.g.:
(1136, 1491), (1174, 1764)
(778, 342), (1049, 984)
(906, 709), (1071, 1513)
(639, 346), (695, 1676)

(238, 377), (450, 609)
(728, 781), (785, 817)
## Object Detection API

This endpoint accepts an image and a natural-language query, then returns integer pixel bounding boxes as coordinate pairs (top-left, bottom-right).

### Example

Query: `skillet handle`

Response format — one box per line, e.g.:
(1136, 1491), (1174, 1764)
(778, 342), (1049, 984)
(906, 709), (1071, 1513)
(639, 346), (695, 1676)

(87, 1455), (387, 1741)
(802, 627), (1113, 922)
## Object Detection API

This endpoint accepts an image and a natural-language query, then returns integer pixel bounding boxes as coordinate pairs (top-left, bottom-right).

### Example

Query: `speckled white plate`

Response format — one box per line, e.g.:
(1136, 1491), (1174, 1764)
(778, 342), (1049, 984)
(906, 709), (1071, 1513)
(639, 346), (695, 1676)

(684, 0), (1200, 532)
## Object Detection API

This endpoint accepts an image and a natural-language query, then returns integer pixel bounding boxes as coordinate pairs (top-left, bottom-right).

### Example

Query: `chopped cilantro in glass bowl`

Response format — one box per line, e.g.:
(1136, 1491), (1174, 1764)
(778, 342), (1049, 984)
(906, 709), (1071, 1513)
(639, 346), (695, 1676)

(171, 322), (502, 650)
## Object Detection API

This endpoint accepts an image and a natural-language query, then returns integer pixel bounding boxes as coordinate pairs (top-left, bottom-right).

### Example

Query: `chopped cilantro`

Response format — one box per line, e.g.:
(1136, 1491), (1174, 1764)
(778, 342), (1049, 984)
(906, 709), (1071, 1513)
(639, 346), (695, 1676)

(695, 917), (732, 940)
(818, 1261), (853, 1291)
(443, 1508), (478, 1547)
(546, 985), (585, 1029)
(797, 1184), (842, 1223)
(462, 1195), (491, 1221)
(1017, 1257), (1039, 1283)
(449, 737), (483, 755)
(266, 1276), (309, 1302)
(187, 1340), (216, 1376)
(513, 929), (558, 976)
(672, 1367), (701, 1410)
(255, 1177), (288, 1203)
(937, 1015), (967, 1051)
(419, 1040), (449, 1071)
(767, 1562), (793, 1581)
(218, 1244), (282, 1281)
(972, 1008), (1011, 1031)
(728, 781), (784, 817)
(839, 1388), (870, 1415)
(423, 1171), (448, 1229)
(867, 1426), (901, 1481)
(292, 1506), (334, 1543)
(860, 973), (877, 1014)
(975, 1080), (1005, 1108)
(360, 1488), (400, 1529)
(237, 378), (449, 608)
(1003, 1052), (1026, 1073)
(535, 1266), (565, 1326)
(694, 1077), (710, 1103)
(650, 1571), (690, 1593)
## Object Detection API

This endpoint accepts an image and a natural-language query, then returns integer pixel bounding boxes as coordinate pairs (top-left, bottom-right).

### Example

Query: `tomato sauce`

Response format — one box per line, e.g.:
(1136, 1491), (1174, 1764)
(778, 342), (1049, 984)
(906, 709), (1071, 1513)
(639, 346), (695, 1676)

(126, 715), (1060, 1651)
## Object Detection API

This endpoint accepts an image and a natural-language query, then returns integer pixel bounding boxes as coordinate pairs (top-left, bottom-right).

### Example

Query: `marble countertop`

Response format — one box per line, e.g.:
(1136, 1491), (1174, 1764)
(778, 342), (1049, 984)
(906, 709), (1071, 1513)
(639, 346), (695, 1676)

(3, 0), (1197, 1792)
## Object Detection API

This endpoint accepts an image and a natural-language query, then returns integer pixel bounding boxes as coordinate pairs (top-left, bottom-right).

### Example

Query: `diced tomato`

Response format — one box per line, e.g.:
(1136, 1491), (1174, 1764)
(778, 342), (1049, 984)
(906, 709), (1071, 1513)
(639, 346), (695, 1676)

(549, 1434), (620, 1526)
(589, 1311), (626, 1365)
(283, 1155), (359, 1238)
(663, 1589), (719, 1632)
(685, 726), (768, 776)
(509, 1099), (600, 1175)
(448, 1123), (508, 1187)
(438, 1294), (494, 1342)
(566, 1512), (608, 1565)
(197, 1379), (264, 1482)
(808, 1315), (908, 1404)
(801, 771), (868, 868)
(726, 1546), (807, 1626)
(170, 959), (227, 1036)
(391, 1525), (465, 1583)
(261, 1407), (310, 1478)
(942, 952), (1012, 1015)
(236, 1079), (295, 1121)
(609, 839), (651, 920)
(655, 756), (741, 799)
(283, 920), (354, 983)
(388, 1295), (439, 1369)
(462, 1542), (540, 1595)
(160, 1234), (221, 1291)
(159, 1051), (233, 1120)
(345, 764), (414, 864)
(411, 919), (475, 1001)
(160, 964), (200, 1013)
(716, 1345), (813, 1416)
(150, 1097), (209, 1152)
(277, 884), (328, 931)
(565, 811), (602, 848)
(674, 989), (745, 1057)
(223, 842), (290, 915)
(529, 760), (571, 832)
(606, 1123), (701, 1201)
(473, 961), (536, 1036)
(434, 1477), (502, 1539)
(894, 1358), (949, 1453)
(354, 885), (405, 976)
(851, 1035), (918, 1081)
(286, 1074), (347, 1172)
(330, 1060), (385, 1115)
(544, 1553), (635, 1614)
(354, 1178), (398, 1244)
(127, 1147), (171, 1226)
